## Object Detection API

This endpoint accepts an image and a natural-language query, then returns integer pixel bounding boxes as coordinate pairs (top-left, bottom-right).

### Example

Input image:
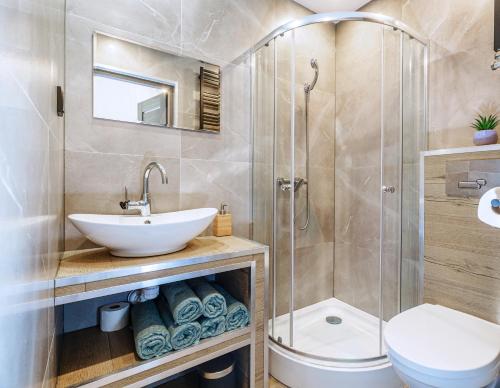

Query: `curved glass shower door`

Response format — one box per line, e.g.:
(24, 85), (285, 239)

(252, 15), (427, 363)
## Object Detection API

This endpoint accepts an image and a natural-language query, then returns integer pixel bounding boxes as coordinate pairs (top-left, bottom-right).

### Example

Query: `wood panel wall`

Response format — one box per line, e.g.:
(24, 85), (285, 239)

(424, 150), (500, 323)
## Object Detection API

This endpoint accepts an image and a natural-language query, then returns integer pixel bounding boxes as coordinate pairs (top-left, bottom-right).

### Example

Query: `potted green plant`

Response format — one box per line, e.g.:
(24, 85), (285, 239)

(472, 114), (499, 145)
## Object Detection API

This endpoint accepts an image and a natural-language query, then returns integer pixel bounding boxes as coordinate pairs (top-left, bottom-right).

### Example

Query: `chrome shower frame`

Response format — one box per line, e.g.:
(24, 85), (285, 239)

(249, 11), (429, 365)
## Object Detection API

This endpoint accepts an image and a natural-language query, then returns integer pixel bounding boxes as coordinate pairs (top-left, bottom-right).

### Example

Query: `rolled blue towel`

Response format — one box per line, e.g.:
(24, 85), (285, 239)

(131, 300), (172, 360)
(199, 316), (226, 339)
(212, 284), (250, 331)
(157, 297), (202, 350)
(188, 278), (227, 318)
(160, 281), (203, 324)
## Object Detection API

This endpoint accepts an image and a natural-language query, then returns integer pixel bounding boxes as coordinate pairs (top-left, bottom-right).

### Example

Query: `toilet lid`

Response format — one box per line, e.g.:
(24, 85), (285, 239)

(384, 304), (500, 377)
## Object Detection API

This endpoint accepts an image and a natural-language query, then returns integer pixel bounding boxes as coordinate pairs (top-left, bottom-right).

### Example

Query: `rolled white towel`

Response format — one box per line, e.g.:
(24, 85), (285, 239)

(128, 286), (160, 304)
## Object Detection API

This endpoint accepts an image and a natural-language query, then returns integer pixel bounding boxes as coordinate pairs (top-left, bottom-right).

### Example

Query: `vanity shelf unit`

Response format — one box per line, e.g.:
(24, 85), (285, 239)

(54, 236), (268, 388)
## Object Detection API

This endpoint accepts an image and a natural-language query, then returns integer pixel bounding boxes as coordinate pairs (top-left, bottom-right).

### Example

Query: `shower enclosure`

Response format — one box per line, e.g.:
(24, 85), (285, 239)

(250, 12), (427, 387)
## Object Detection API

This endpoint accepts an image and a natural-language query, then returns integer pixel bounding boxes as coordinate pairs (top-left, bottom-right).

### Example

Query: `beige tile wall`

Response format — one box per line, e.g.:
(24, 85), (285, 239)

(334, 0), (405, 320)
(252, 18), (336, 317)
(334, 0), (499, 319)
(64, 0), (309, 250)
(0, 0), (65, 386)
(339, 0), (495, 151)
(334, 18), (385, 318)
(402, 0), (499, 150)
(277, 23), (336, 313)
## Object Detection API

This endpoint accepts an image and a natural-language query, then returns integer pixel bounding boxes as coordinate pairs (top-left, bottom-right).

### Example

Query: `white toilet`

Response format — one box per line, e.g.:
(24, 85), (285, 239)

(384, 303), (500, 388)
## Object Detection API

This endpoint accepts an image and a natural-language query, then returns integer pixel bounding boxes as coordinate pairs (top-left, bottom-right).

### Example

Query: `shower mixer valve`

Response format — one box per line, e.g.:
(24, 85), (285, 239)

(277, 177), (307, 192)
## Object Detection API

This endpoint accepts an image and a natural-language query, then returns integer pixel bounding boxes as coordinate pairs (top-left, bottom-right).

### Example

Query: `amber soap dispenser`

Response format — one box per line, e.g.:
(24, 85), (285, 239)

(213, 203), (232, 237)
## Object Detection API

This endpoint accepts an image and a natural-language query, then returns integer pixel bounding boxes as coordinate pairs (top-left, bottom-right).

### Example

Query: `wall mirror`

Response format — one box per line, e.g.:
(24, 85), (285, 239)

(93, 32), (221, 132)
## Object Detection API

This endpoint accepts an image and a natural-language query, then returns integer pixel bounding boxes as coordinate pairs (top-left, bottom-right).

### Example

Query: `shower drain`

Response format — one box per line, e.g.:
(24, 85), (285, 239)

(326, 316), (342, 325)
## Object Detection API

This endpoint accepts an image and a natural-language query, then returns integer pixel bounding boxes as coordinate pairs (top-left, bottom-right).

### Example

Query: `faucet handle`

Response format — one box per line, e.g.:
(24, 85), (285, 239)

(119, 186), (129, 210)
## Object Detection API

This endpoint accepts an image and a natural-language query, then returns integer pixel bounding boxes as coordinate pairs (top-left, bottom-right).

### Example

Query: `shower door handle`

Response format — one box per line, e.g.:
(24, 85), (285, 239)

(277, 177), (307, 192)
(382, 185), (396, 193)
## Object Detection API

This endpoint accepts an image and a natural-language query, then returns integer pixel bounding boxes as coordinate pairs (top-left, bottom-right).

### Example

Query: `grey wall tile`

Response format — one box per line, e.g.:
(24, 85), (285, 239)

(0, 0), (64, 386)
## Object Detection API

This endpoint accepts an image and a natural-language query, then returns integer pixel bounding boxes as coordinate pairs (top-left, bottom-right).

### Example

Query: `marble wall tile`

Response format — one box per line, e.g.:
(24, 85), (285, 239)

(334, 241), (380, 316)
(252, 42), (276, 262)
(0, 0), (64, 386)
(332, 0), (496, 320)
(181, 60), (252, 163)
(272, 0), (311, 29)
(334, 21), (382, 274)
(180, 0), (275, 64)
(252, 162), (274, 248)
(65, 151), (181, 249)
(265, 16), (336, 316)
(65, 0), (310, 250)
(402, 0), (498, 150)
(179, 159), (251, 238)
(66, 0), (182, 51)
(294, 167), (335, 248)
(353, 0), (493, 317)
(348, 0), (500, 149)
(361, 0), (402, 18)
(65, 13), (182, 157)
(273, 242), (335, 317)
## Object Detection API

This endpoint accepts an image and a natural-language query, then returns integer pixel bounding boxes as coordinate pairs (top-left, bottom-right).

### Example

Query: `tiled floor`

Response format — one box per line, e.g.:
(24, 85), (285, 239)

(270, 376), (288, 387)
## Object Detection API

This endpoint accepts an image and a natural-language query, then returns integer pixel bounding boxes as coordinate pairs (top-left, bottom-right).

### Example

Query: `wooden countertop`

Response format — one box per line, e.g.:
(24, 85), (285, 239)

(56, 236), (267, 287)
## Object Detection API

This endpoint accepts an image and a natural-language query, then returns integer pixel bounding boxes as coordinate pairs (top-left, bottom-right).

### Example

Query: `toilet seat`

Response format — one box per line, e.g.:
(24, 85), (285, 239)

(384, 304), (500, 388)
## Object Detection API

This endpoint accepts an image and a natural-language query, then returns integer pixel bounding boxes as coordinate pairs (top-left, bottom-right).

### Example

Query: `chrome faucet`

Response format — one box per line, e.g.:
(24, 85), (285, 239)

(120, 162), (168, 216)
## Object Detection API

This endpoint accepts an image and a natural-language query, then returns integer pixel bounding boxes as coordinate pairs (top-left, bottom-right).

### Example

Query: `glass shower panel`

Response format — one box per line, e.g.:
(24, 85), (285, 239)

(272, 30), (295, 347)
(380, 26), (402, 323)
(334, 20), (384, 359)
(251, 16), (427, 364)
(252, 42), (275, 247)
(252, 40), (275, 327)
(291, 22), (336, 318)
(400, 34), (427, 312)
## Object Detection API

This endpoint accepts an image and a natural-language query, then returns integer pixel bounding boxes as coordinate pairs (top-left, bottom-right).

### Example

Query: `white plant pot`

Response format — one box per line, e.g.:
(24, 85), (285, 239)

(473, 129), (498, 146)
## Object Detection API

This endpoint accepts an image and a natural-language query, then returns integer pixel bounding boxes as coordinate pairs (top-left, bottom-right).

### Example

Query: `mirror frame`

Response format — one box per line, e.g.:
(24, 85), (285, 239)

(91, 31), (222, 133)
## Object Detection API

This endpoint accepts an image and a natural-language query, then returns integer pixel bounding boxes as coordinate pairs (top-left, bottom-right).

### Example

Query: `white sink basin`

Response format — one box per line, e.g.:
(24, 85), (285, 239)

(68, 208), (218, 257)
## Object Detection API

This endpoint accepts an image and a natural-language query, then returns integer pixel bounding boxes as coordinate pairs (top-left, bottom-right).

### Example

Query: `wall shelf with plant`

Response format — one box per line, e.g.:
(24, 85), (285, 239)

(472, 114), (499, 145)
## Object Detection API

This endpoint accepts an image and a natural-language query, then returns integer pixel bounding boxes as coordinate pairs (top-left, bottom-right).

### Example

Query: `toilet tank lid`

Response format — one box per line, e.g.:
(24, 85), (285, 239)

(384, 304), (500, 375)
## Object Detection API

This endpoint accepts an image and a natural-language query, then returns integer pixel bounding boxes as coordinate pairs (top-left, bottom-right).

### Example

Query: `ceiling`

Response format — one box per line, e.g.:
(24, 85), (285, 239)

(293, 0), (371, 13)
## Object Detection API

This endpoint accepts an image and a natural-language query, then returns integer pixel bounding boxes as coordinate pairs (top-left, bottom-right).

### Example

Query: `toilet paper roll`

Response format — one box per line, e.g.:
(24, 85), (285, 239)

(100, 302), (130, 332)
(478, 187), (500, 228)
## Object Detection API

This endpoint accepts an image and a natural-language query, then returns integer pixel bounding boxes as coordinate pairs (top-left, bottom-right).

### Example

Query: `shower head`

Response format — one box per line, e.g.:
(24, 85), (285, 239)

(310, 58), (318, 69)
(305, 58), (319, 93)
